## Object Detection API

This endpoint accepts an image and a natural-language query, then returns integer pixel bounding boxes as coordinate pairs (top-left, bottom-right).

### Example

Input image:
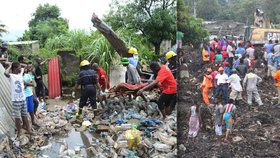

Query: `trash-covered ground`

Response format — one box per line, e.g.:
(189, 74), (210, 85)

(177, 48), (280, 157)
(0, 90), (177, 158)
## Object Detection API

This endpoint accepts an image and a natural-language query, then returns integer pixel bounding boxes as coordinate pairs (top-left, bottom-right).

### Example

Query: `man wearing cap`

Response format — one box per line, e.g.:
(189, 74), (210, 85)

(165, 51), (177, 79)
(200, 68), (213, 105)
(137, 62), (176, 120)
(273, 63), (280, 106)
(243, 69), (263, 109)
(213, 67), (229, 104)
(73, 60), (98, 117)
(228, 69), (243, 106)
(121, 58), (141, 85)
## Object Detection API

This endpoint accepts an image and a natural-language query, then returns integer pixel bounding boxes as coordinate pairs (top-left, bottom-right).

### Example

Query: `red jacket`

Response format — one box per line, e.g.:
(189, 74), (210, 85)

(97, 67), (110, 89)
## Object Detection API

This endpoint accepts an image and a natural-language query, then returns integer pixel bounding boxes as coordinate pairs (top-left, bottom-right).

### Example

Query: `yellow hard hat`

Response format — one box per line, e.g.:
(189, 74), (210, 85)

(165, 51), (177, 60)
(80, 60), (90, 67)
(128, 47), (138, 54)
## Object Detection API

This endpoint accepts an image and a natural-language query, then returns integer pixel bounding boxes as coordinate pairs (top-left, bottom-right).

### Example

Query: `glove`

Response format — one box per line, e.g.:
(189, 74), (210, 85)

(72, 91), (75, 98)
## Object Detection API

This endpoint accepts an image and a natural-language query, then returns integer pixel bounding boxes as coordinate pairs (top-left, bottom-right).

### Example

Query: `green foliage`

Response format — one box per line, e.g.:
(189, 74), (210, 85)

(20, 3), (69, 46)
(0, 22), (7, 37)
(62, 74), (77, 87)
(187, 0), (280, 26)
(28, 3), (61, 27)
(177, 0), (209, 48)
(44, 28), (155, 73)
(104, 0), (176, 54)
(196, 0), (220, 20)
(7, 46), (22, 62)
(44, 30), (90, 52)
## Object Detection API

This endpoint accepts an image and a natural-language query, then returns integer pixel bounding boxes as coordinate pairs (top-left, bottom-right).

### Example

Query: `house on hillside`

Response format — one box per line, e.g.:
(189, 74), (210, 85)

(8, 40), (39, 54)
(203, 20), (246, 38)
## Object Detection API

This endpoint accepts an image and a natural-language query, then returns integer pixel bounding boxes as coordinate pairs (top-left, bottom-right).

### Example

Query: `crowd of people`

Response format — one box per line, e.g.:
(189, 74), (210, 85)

(1, 48), (49, 138)
(189, 37), (280, 147)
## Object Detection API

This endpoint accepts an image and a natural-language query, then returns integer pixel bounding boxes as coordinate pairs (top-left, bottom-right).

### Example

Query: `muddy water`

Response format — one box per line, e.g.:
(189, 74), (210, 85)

(42, 129), (95, 157)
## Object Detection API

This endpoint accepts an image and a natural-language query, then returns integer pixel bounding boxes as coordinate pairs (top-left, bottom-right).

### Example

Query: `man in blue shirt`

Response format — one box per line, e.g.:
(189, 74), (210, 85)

(264, 40), (274, 54)
(73, 60), (98, 118)
(267, 50), (276, 80)
(235, 43), (245, 58)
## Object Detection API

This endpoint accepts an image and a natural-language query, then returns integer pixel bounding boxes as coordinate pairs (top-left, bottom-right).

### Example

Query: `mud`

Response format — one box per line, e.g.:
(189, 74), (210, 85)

(177, 48), (280, 157)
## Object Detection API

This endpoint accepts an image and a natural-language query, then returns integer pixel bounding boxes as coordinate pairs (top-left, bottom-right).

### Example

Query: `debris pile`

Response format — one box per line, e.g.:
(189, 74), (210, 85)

(177, 48), (280, 157)
(0, 90), (177, 158)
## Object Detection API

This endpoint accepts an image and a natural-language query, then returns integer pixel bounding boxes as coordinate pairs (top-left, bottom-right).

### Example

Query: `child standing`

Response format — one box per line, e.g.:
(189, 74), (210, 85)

(4, 62), (32, 137)
(188, 101), (202, 140)
(213, 100), (224, 147)
(223, 99), (237, 144)
(23, 62), (38, 127)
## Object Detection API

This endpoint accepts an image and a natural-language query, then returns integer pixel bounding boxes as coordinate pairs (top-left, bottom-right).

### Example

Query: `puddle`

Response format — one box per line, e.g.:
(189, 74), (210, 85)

(41, 129), (94, 157)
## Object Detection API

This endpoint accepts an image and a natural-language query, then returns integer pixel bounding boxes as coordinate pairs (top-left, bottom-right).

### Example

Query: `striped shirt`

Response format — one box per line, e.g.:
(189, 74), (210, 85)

(224, 103), (236, 113)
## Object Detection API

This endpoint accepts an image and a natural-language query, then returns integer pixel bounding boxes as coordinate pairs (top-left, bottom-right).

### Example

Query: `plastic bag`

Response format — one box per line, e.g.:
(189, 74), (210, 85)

(65, 103), (78, 114)
(153, 142), (172, 152)
(125, 129), (141, 149)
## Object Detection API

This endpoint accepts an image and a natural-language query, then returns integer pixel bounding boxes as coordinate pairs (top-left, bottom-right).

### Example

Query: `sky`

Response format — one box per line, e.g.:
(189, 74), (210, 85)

(0, 0), (112, 41)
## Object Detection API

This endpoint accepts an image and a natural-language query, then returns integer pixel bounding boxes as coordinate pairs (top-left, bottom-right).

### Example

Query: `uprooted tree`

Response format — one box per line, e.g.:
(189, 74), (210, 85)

(103, 0), (176, 55)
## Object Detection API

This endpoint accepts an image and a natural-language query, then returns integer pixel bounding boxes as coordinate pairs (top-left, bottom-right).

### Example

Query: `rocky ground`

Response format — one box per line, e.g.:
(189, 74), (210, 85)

(0, 90), (177, 158)
(177, 48), (280, 158)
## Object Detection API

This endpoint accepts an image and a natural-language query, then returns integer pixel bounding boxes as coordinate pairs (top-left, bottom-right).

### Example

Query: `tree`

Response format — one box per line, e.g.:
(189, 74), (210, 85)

(177, 0), (209, 48)
(104, 0), (176, 55)
(196, 0), (220, 20)
(0, 21), (7, 37)
(20, 3), (69, 46)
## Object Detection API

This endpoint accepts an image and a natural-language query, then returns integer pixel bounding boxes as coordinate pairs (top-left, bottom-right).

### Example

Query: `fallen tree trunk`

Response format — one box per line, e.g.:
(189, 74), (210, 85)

(91, 13), (131, 57)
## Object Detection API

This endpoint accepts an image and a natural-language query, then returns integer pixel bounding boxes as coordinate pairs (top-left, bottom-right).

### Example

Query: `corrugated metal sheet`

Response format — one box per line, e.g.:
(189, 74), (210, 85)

(48, 57), (61, 99)
(0, 64), (15, 136)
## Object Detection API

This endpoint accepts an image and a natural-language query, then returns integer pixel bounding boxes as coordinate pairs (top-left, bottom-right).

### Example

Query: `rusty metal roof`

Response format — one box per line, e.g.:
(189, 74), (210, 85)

(0, 64), (15, 136)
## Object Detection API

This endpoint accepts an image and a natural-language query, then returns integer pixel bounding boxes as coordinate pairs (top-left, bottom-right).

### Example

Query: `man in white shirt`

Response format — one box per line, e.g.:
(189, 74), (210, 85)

(243, 68), (263, 109)
(227, 43), (235, 67)
(213, 67), (229, 104)
(4, 62), (32, 137)
(228, 69), (243, 106)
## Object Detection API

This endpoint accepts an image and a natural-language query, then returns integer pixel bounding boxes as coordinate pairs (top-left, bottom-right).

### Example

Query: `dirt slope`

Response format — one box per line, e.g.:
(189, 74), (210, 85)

(177, 48), (280, 158)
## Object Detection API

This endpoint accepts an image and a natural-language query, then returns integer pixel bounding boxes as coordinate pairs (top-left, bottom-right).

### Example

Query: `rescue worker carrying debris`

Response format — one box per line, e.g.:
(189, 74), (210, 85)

(200, 68), (212, 105)
(73, 60), (98, 118)
(92, 63), (110, 92)
(165, 51), (177, 79)
(137, 62), (177, 120)
(243, 69), (263, 109)
(122, 57), (141, 85)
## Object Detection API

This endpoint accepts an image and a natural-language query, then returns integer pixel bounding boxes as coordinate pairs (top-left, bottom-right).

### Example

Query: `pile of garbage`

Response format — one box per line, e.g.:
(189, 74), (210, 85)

(177, 48), (280, 157)
(0, 90), (177, 158)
